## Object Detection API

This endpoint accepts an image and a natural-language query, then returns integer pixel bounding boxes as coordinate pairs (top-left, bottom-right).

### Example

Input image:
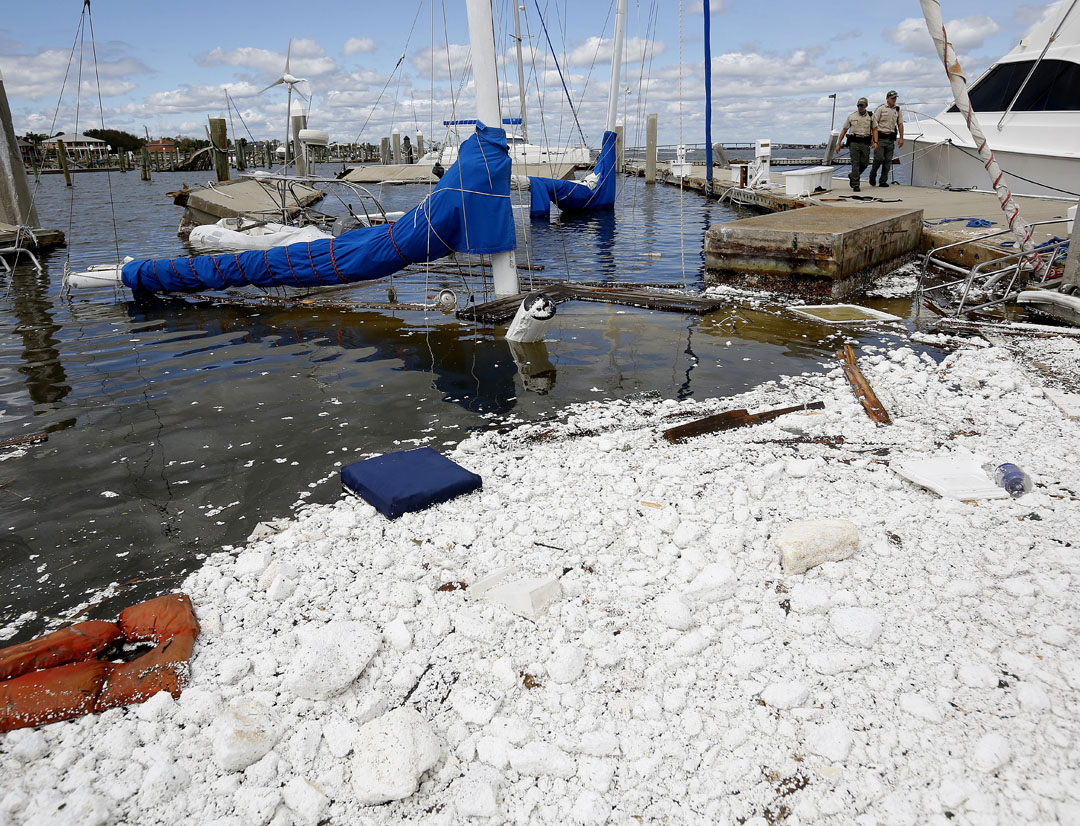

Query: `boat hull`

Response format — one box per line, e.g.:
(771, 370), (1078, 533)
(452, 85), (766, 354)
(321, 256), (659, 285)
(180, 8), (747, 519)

(906, 138), (1080, 199)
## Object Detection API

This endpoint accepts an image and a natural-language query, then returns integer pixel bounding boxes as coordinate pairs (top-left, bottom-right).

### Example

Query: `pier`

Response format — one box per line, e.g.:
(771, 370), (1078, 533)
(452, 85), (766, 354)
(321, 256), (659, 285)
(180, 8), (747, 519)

(631, 160), (1074, 291)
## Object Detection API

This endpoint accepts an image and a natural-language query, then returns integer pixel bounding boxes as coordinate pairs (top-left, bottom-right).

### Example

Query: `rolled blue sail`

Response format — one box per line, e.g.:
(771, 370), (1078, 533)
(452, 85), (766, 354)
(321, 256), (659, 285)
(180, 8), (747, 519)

(528, 130), (617, 219)
(121, 123), (515, 294)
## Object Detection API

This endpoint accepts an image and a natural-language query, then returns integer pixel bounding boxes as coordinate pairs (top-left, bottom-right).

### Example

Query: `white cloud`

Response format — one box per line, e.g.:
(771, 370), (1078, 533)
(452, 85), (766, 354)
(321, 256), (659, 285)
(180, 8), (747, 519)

(0, 44), (149, 101)
(685, 0), (725, 13)
(199, 39), (338, 77)
(566, 36), (665, 68)
(886, 15), (1002, 54)
(343, 37), (375, 57)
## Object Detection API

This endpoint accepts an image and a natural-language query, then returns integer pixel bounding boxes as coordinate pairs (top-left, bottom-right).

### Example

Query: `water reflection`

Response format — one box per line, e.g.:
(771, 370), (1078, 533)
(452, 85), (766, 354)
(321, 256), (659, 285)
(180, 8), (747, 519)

(8, 267), (72, 416)
(507, 340), (557, 394)
(123, 296), (523, 414)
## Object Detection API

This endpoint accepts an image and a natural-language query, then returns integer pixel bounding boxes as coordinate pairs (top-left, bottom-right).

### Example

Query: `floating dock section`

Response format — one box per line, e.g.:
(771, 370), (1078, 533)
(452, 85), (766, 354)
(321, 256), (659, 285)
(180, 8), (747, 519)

(704, 206), (923, 297)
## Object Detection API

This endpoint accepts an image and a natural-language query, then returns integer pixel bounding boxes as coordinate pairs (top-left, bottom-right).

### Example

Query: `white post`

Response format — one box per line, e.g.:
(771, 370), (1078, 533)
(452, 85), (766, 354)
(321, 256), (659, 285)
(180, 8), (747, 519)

(466, 0), (519, 298)
(605, 0), (628, 134)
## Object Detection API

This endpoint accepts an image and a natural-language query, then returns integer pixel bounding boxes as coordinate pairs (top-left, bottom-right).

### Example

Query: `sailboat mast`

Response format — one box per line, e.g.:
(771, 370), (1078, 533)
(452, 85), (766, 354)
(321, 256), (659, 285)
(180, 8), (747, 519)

(466, 0), (520, 297)
(703, 0), (713, 194)
(605, 0), (627, 134)
(513, 1), (528, 141)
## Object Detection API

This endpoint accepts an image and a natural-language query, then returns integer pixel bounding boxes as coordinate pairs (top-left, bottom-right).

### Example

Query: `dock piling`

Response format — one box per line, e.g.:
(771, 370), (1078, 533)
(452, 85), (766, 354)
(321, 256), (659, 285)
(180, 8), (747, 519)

(416, 132), (424, 159)
(56, 139), (73, 187)
(645, 114), (657, 184)
(380, 137), (390, 165)
(615, 125), (624, 172)
(291, 115), (308, 176)
(1063, 208), (1080, 292)
(209, 118), (229, 182)
(140, 146), (151, 180)
(392, 129), (401, 165)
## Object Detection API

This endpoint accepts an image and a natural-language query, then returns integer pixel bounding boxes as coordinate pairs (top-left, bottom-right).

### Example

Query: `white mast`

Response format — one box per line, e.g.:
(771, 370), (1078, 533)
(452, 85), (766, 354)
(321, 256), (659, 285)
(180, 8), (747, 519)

(466, 0), (519, 298)
(513, 1), (528, 142)
(919, 0), (1039, 259)
(605, 0), (628, 133)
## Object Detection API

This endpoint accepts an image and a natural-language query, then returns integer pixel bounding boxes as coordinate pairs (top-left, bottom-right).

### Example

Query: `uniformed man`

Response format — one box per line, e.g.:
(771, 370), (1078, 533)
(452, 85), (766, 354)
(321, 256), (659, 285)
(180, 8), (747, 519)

(835, 97), (873, 192)
(870, 90), (904, 187)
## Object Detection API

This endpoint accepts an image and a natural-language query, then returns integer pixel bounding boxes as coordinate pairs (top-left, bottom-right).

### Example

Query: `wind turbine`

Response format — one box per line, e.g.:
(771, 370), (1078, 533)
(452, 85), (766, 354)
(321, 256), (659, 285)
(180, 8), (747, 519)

(260, 39), (308, 170)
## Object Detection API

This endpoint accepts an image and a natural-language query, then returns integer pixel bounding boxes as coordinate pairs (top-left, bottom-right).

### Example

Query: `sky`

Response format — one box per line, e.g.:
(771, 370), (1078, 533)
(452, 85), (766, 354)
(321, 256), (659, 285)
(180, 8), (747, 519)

(0, 0), (1068, 151)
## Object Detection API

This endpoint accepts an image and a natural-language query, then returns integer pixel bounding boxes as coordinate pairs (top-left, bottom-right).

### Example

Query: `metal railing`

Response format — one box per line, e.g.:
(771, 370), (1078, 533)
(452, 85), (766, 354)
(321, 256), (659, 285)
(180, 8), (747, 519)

(917, 218), (1072, 316)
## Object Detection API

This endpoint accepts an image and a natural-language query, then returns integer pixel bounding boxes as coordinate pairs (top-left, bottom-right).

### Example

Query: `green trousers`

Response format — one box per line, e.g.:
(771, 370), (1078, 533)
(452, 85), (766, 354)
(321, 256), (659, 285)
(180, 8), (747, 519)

(870, 138), (895, 183)
(848, 142), (870, 186)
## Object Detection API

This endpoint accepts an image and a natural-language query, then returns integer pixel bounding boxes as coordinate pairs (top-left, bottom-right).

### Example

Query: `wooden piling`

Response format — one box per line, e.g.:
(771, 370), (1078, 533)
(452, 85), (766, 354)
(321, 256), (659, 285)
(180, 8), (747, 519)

(645, 114), (657, 184)
(380, 137), (390, 165)
(140, 146), (151, 180)
(264, 141), (273, 168)
(392, 130), (401, 165)
(56, 138), (72, 187)
(614, 125), (624, 172)
(208, 118), (229, 182)
(416, 132), (424, 158)
(235, 138), (246, 172)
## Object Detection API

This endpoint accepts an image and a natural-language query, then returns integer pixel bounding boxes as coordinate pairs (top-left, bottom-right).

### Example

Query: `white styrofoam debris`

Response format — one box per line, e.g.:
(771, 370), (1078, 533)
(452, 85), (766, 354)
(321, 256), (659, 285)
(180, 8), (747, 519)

(778, 519), (859, 574)
(5, 339), (1080, 825)
(351, 707), (442, 805)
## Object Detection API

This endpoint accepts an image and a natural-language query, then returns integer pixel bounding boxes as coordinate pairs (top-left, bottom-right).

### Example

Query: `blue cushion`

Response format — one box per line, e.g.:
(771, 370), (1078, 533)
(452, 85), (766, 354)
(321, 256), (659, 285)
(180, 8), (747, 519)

(341, 447), (482, 519)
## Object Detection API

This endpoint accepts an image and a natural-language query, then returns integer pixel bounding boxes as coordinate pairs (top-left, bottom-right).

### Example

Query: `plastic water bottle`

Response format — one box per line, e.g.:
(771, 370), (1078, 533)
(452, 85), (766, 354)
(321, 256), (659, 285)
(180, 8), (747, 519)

(994, 463), (1032, 497)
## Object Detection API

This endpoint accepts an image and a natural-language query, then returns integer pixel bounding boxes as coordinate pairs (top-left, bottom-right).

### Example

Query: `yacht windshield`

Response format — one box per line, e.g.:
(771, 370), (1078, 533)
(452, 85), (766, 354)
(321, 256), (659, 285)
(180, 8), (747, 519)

(949, 58), (1080, 112)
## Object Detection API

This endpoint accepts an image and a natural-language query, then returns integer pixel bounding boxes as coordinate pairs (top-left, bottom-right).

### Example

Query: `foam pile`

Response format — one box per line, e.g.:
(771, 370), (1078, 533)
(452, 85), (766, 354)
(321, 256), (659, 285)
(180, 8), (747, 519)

(2, 340), (1079, 825)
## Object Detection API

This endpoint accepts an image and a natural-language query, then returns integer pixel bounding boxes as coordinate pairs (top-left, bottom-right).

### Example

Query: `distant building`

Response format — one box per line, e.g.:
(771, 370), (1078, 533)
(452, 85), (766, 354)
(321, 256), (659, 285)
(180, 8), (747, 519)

(146, 137), (176, 155)
(17, 138), (36, 167)
(42, 132), (107, 163)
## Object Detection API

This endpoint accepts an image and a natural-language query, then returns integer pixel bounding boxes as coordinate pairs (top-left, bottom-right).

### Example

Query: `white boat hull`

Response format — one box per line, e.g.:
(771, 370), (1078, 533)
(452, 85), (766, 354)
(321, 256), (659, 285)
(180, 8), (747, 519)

(906, 137), (1080, 200)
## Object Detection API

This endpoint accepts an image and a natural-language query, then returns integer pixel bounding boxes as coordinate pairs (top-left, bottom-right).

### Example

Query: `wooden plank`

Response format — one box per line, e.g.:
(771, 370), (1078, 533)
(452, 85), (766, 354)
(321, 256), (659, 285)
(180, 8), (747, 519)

(460, 283), (726, 323)
(837, 344), (892, 425)
(662, 401), (825, 444)
(0, 431), (47, 450)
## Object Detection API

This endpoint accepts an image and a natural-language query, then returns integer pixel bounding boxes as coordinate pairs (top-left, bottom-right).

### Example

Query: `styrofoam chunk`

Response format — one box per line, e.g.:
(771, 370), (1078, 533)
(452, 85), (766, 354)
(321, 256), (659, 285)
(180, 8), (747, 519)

(779, 519), (859, 574)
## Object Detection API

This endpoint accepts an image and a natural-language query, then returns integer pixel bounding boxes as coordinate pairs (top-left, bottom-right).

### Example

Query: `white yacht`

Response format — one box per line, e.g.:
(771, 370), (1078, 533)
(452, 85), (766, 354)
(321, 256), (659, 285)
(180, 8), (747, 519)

(905, 1), (1080, 198)
(418, 133), (590, 168)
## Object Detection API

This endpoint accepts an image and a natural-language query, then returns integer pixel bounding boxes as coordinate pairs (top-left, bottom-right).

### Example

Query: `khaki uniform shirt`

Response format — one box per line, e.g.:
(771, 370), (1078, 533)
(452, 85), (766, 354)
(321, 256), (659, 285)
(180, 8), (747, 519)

(873, 104), (903, 136)
(841, 111), (873, 137)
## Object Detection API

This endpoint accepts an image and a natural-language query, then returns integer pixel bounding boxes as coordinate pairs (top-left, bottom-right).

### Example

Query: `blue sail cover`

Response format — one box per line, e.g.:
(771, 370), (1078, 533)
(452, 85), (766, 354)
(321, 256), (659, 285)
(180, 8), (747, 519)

(528, 130), (617, 219)
(121, 123), (515, 294)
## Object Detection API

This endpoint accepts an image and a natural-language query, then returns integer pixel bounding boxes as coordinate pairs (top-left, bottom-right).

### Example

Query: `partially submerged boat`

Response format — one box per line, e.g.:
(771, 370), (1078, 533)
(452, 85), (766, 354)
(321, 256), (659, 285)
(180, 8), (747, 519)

(68, 123), (515, 295)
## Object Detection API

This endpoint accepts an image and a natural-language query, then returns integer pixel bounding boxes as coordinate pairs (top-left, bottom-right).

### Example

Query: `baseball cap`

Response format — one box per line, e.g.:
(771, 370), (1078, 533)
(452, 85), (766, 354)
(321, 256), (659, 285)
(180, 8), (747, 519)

(857, 97), (868, 106)
(887, 89), (898, 97)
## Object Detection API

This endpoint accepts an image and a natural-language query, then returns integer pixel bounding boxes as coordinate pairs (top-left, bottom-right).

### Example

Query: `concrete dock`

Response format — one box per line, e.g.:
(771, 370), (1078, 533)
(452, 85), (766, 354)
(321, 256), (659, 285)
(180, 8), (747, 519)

(705, 206), (922, 297)
(639, 162), (1075, 291)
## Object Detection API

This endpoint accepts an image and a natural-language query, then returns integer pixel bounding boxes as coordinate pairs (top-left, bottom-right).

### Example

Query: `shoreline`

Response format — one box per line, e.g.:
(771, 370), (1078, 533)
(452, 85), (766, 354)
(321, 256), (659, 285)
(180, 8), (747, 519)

(2, 330), (1079, 824)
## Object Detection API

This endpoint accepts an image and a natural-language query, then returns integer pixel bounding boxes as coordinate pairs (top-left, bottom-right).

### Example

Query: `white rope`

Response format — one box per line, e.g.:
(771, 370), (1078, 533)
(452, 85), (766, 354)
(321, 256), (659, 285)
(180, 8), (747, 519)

(919, 0), (1039, 261)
